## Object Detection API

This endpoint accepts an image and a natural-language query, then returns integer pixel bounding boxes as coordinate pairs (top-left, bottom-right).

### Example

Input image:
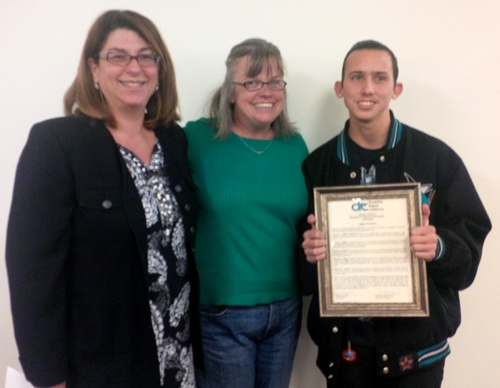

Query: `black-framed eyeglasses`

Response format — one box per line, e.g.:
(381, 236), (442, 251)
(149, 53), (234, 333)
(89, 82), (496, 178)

(99, 51), (160, 67)
(233, 80), (287, 91)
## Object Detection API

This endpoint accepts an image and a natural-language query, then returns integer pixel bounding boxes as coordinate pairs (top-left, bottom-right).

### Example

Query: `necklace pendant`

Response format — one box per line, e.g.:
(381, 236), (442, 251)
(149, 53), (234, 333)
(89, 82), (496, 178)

(237, 135), (274, 155)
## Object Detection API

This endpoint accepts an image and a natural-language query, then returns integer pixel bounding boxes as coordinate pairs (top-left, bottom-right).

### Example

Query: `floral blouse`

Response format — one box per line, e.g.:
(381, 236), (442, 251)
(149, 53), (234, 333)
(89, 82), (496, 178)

(119, 140), (194, 388)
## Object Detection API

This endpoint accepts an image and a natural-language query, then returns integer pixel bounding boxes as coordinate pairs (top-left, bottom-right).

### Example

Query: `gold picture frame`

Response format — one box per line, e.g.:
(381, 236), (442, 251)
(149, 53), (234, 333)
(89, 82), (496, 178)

(314, 183), (429, 317)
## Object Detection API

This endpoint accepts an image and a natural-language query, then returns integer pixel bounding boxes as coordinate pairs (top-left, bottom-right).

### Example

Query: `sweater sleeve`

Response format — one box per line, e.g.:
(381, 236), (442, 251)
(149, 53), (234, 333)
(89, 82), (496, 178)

(6, 123), (74, 386)
(297, 154), (322, 296)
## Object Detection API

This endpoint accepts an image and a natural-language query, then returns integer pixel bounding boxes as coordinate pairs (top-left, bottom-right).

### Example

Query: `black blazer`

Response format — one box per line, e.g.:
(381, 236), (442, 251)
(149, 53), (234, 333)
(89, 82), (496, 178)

(6, 117), (200, 388)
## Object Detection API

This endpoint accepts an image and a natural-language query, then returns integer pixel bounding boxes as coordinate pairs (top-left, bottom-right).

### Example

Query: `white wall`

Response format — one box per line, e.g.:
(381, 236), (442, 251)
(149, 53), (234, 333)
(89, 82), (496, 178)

(1, 1), (499, 386)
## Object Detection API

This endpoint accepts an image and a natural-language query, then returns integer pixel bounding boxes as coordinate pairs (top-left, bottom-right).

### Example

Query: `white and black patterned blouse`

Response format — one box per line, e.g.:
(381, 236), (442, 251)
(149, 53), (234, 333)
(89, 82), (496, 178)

(118, 140), (195, 388)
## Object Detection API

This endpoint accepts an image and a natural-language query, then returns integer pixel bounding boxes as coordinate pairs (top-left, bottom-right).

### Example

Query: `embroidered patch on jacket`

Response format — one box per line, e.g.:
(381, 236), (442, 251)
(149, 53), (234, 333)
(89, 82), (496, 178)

(399, 355), (415, 372)
(404, 173), (435, 204)
(360, 165), (376, 185)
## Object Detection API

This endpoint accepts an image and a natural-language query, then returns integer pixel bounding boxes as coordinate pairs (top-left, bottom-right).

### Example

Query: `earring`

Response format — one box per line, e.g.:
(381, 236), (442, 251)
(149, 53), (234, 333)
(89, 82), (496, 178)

(155, 84), (159, 91)
(94, 83), (99, 90)
(144, 107), (148, 114)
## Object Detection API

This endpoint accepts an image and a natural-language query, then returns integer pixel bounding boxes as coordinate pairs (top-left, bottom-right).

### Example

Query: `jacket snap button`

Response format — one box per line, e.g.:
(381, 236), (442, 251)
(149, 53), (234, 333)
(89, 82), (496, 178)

(102, 200), (112, 209)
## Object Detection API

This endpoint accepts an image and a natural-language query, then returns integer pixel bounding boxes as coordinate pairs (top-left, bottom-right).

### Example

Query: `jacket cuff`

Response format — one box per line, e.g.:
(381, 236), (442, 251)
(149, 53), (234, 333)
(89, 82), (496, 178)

(434, 234), (446, 260)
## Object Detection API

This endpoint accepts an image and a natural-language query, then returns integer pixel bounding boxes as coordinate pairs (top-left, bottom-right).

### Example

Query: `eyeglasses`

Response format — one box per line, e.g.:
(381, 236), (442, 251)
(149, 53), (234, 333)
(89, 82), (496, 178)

(233, 80), (287, 91)
(99, 51), (160, 67)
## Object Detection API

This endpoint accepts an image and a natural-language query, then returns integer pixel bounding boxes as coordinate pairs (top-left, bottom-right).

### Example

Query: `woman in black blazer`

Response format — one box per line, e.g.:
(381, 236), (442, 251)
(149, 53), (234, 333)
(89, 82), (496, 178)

(6, 10), (200, 388)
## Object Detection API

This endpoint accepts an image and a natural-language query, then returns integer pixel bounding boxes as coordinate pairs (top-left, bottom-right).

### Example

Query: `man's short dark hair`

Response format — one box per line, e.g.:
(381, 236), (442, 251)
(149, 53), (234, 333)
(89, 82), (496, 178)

(341, 40), (399, 83)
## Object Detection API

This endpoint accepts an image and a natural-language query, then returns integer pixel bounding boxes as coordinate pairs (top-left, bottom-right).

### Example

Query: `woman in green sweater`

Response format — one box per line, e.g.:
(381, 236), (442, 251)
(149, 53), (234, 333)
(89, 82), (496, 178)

(184, 38), (308, 388)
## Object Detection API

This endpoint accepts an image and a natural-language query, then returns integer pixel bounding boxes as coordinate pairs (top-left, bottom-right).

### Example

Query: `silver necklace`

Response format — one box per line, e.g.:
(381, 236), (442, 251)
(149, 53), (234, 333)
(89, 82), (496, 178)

(236, 135), (274, 155)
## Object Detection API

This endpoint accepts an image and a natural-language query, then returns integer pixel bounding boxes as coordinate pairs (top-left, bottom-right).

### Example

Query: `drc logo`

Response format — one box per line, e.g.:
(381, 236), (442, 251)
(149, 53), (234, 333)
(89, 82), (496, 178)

(352, 202), (368, 211)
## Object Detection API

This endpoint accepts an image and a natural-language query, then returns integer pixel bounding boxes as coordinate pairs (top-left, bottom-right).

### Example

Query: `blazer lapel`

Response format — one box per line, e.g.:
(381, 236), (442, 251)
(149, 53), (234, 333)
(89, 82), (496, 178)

(94, 122), (150, 285)
(119, 157), (150, 284)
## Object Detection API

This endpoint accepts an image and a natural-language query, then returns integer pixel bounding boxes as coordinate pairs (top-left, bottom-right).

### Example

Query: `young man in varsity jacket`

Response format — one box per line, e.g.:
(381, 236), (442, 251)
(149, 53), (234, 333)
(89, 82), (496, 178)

(300, 40), (491, 388)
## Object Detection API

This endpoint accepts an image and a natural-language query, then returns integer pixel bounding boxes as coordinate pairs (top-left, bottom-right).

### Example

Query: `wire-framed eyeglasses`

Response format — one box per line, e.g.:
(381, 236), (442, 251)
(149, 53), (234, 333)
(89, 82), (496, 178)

(233, 80), (287, 91)
(99, 51), (160, 67)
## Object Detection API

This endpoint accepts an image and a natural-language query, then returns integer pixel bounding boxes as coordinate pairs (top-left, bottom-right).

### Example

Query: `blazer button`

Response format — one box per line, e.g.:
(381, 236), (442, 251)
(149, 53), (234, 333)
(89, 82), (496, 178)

(383, 367), (389, 374)
(329, 362), (334, 368)
(332, 326), (338, 333)
(175, 185), (182, 192)
(350, 171), (356, 179)
(190, 226), (195, 233)
(184, 204), (191, 212)
(327, 375), (333, 379)
(102, 200), (112, 209)
(382, 354), (388, 362)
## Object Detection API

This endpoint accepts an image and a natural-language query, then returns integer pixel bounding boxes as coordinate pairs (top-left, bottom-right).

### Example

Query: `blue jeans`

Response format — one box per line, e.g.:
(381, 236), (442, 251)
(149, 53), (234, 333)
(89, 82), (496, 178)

(195, 297), (302, 388)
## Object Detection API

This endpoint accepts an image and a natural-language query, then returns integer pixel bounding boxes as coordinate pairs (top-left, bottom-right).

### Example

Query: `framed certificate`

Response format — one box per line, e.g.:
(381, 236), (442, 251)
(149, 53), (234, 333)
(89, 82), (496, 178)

(314, 183), (429, 317)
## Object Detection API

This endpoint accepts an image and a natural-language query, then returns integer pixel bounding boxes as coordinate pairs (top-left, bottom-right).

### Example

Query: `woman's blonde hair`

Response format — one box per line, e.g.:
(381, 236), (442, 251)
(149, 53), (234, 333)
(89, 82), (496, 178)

(209, 38), (294, 139)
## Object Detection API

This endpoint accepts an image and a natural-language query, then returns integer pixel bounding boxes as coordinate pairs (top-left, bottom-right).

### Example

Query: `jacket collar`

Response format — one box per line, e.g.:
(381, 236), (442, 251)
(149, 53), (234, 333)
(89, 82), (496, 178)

(337, 110), (403, 166)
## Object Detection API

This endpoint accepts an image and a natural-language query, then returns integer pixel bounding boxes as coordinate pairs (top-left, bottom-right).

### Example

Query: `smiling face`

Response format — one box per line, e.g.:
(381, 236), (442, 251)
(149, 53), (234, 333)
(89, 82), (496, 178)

(88, 28), (158, 117)
(231, 56), (284, 135)
(334, 49), (402, 128)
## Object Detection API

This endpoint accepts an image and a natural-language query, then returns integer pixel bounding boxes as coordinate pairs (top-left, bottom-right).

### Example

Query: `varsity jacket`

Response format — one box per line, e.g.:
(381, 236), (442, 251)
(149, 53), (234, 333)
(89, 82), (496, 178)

(300, 112), (491, 385)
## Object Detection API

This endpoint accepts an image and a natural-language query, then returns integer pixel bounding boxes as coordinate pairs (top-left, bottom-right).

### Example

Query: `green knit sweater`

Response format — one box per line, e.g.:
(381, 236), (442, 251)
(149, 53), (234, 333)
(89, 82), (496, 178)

(184, 119), (309, 305)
